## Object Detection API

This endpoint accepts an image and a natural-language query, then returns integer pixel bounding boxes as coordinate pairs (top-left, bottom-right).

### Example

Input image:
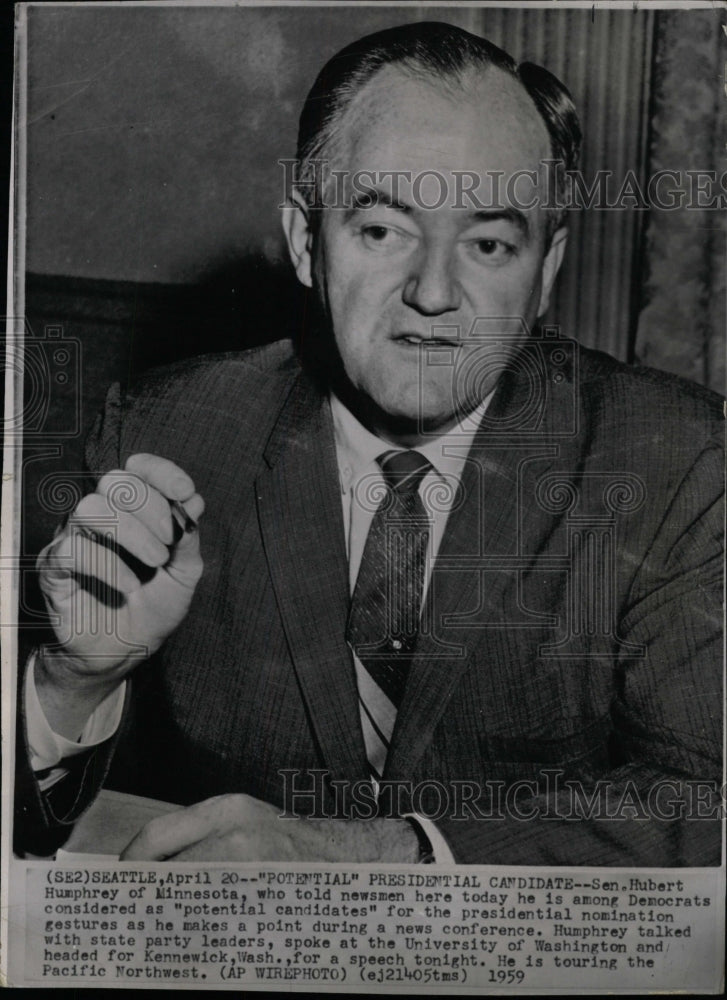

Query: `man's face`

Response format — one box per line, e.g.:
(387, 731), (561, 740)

(286, 66), (566, 442)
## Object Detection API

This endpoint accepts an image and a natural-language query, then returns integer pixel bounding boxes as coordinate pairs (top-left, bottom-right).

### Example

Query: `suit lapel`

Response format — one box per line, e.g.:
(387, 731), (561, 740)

(385, 352), (567, 780)
(256, 371), (370, 784)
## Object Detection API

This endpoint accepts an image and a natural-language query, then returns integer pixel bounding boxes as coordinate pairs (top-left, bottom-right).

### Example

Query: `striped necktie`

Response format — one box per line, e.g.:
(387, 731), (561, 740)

(346, 450), (432, 777)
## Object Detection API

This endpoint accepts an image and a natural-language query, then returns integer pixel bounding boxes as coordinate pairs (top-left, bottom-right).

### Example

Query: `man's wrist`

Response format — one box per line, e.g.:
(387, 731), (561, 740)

(37, 645), (118, 690)
(35, 646), (124, 742)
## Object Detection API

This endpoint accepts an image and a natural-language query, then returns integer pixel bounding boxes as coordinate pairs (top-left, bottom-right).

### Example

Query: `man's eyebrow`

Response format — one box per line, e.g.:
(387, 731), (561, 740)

(345, 188), (412, 218)
(468, 208), (529, 235)
(344, 195), (530, 237)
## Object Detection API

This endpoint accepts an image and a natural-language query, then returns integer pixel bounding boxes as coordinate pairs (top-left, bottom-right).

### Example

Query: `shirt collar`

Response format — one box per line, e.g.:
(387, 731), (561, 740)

(330, 390), (494, 494)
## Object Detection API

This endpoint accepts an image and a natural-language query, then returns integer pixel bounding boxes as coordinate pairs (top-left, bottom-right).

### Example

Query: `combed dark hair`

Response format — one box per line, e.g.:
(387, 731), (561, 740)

(295, 21), (582, 240)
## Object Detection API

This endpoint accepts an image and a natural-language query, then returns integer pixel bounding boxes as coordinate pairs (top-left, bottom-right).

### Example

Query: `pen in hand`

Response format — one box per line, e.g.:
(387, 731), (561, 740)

(170, 499), (198, 534)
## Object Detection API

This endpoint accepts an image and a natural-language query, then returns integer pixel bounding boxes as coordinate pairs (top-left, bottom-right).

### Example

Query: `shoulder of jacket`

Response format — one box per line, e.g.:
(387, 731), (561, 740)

(125, 339), (301, 402)
(575, 344), (724, 438)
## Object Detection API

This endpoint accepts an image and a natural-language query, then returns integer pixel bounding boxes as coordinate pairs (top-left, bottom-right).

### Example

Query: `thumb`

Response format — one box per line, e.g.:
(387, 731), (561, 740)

(164, 493), (205, 588)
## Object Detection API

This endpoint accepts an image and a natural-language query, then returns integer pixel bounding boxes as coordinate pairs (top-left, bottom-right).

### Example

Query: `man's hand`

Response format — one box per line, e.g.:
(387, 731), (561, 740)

(36, 453), (205, 738)
(120, 793), (420, 863)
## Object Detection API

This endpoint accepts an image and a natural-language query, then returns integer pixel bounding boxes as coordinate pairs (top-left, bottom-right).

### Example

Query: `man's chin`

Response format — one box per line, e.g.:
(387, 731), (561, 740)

(365, 401), (473, 444)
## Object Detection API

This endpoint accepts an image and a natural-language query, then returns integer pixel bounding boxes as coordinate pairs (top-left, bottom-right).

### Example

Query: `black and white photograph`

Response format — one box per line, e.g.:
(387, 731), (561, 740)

(2, 1), (725, 992)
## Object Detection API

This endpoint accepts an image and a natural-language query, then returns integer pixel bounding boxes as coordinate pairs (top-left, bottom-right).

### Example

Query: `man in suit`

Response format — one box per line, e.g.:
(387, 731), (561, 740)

(16, 22), (723, 864)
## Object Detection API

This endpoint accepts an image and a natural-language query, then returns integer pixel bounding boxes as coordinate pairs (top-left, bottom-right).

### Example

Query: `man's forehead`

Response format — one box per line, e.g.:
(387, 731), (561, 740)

(336, 63), (552, 182)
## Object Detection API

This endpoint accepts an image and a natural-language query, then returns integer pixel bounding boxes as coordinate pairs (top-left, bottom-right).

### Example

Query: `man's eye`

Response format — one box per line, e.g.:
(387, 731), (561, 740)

(470, 239), (515, 264)
(360, 225), (410, 250)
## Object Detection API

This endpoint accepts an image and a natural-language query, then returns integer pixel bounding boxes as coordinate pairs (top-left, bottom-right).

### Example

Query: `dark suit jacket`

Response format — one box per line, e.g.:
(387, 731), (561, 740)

(15, 337), (724, 864)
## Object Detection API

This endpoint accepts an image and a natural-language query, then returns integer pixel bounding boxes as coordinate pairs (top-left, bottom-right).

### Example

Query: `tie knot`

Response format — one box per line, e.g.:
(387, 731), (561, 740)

(378, 450), (432, 494)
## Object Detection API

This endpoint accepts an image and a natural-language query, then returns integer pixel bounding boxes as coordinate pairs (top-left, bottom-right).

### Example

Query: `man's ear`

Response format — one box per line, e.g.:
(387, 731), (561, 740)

(281, 190), (314, 288)
(537, 226), (568, 317)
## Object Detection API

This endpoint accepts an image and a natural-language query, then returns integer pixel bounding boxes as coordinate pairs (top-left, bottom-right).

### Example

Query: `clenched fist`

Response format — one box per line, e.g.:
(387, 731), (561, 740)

(35, 453), (205, 739)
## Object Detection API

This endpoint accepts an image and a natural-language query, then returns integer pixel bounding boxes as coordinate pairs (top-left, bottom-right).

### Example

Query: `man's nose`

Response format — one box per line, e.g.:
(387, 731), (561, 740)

(402, 244), (461, 315)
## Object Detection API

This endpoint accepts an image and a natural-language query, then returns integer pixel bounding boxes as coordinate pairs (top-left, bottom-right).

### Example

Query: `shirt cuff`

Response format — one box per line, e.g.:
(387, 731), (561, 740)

(404, 814), (456, 864)
(25, 651), (126, 772)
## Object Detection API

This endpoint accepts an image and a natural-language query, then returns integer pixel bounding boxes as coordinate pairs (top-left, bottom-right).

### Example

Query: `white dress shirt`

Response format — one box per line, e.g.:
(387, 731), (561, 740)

(25, 651), (126, 784)
(330, 392), (492, 862)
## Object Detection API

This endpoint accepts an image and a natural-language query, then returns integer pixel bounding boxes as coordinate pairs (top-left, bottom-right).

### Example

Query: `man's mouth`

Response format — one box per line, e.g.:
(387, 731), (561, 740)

(394, 333), (462, 347)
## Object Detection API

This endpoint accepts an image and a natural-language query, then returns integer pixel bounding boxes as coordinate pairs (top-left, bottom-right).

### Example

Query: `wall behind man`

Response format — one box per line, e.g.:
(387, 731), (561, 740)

(20, 5), (724, 561)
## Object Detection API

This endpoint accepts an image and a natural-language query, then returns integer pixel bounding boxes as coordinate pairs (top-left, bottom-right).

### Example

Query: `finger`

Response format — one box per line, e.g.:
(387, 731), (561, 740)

(163, 522), (204, 588)
(96, 471), (205, 548)
(40, 532), (141, 595)
(170, 492), (205, 534)
(96, 470), (176, 545)
(37, 548), (79, 618)
(71, 492), (170, 567)
(183, 493), (205, 521)
(120, 798), (227, 861)
(124, 453), (196, 502)
(159, 493), (205, 587)
(169, 835), (251, 862)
